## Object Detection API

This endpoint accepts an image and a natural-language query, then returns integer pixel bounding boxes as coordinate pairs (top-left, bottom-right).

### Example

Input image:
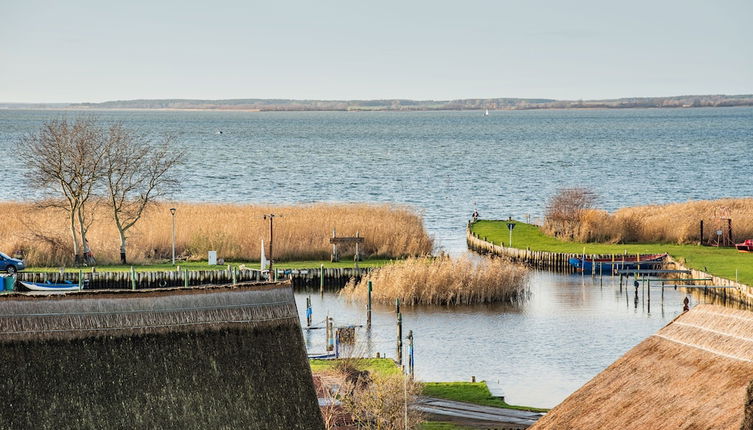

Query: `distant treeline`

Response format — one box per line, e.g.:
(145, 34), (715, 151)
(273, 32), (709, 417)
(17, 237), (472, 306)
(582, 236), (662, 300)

(3, 94), (752, 111)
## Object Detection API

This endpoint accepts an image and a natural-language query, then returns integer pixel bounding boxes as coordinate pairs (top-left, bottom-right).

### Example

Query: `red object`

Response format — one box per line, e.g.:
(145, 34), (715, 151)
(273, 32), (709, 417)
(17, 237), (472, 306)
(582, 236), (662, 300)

(736, 239), (753, 252)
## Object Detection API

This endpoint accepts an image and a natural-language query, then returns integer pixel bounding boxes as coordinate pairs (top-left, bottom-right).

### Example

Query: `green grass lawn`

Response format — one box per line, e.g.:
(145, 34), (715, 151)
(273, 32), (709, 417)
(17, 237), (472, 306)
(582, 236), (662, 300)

(309, 358), (403, 377)
(471, 220), (753, 286)
(309, 359), (547, 412)
(26, 258), (392, 273)
(422, 382), (548, 413)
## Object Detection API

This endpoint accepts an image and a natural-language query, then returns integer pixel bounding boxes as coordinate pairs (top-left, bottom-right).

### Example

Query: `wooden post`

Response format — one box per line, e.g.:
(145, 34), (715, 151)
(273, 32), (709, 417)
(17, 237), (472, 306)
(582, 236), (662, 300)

(78, 269), (83, 290)
(355, 230), (361, 262)
(407, 330), (414, 378)
(331, 228), (338, 262)
(184, 267), (189, 288)
(130, 266), (136, 290)
(232, 267), (237, 285)
(582, 247), (585, 277)
(396, 310), (403, 366)
(306, 296), (312, 328)
(699, 220), (704, 245)
(367, 280), (373, 328)
(327, 317), (335, 352)
(320, 264), (325, 295)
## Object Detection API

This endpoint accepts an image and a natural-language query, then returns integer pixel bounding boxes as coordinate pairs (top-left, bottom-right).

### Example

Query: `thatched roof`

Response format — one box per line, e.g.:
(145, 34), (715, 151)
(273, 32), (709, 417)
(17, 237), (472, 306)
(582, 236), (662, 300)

(531, 304), (753, 430)
(0, 283), (324, 429)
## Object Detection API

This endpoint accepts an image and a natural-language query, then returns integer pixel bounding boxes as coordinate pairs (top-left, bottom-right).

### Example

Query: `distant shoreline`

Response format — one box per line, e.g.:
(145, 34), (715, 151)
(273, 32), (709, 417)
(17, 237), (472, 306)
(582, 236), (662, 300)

(2, 94), (752, 112)
(1, 104), (752, 113)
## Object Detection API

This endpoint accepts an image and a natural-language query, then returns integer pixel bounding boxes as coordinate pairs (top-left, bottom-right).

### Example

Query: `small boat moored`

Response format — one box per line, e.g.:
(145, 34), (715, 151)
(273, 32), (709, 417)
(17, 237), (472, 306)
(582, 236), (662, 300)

(568, 253), (667, 274)
(19, 280), (84, 292)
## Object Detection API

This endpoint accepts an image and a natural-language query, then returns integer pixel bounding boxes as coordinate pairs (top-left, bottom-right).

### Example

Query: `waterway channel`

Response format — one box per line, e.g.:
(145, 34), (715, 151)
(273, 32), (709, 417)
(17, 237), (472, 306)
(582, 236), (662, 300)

(296, 270), (705, 408)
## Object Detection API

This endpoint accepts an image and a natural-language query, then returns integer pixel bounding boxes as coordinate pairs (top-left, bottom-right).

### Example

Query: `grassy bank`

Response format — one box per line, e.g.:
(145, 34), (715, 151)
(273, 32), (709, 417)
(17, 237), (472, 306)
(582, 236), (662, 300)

(309, 358), (546, 413)
(26, 258), (392, 273)
(471, 220), (753, 286)
(0, 201), (433, 266)
(340, 256), (529, 305)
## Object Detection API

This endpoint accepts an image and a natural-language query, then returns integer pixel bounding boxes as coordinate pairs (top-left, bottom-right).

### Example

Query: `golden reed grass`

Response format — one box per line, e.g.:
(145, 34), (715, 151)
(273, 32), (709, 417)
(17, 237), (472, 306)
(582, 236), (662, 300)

(565, 198), (753, 244)
(0, 201), (433, 265)
(341, 256), (529, 305)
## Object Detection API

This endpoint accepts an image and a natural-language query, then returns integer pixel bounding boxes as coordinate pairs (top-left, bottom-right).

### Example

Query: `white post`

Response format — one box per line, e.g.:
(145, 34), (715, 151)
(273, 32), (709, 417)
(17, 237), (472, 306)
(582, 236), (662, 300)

(170, 207), (177, 265)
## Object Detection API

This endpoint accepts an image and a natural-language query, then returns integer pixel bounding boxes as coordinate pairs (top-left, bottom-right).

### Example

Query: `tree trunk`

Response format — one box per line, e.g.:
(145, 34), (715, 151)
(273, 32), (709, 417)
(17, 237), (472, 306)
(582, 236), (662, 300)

(77, 207), (90, 265)
(69, 209), (81, 265)
(119, 232), (127, 265)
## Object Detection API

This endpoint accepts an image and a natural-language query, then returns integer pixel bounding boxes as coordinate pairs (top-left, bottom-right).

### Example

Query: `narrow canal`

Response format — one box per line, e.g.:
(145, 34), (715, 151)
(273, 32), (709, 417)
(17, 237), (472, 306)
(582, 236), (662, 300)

(296, 270), (707, 408)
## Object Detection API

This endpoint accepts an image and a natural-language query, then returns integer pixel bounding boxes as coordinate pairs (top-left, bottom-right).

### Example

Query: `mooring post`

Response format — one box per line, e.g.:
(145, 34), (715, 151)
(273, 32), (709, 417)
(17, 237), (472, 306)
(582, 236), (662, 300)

(232, 267), (237, 285)
(306, 296), (312, 328)
(184, 267), (189, 288)
(367, 280), (373, 328)
(396, 298), (403, 365)
(407, 330), (414, 378)
(582, 247), (585, 277)
(78, 269), (83, 290)
(130, 266), (136, 290)
(320, 264), (324, 295)
(325, 313), (330, 350)
(397, 312), (403, 366)
(327, 316), (335, 352)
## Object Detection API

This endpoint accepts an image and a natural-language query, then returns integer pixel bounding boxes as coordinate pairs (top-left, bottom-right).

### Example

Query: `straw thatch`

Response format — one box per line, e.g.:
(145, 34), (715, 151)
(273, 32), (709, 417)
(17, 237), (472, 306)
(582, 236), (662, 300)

(531, 304), (753, 430)
(0, 284), (324, 429)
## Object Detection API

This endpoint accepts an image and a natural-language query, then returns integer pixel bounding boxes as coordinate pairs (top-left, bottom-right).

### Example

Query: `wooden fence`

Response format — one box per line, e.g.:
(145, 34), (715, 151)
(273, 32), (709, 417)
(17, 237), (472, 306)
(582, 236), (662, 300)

(15, 267), (372, 291)
(467, 225), (753, 306)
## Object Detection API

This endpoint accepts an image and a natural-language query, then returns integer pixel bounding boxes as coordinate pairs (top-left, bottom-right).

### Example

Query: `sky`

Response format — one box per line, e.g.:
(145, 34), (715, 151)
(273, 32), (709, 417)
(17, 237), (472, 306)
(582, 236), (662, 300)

(1, 0), (751, 103)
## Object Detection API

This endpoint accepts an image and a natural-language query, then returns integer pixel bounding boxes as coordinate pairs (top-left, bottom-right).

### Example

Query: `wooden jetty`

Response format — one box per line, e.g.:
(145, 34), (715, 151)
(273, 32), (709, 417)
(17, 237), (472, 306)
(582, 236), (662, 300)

(14, 267), (373, 291)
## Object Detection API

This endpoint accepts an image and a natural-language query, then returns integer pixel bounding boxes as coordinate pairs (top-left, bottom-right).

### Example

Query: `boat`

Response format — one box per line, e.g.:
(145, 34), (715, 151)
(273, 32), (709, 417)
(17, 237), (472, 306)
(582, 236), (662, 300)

(736, 239), (753, 252)
(19, 280), (83, 291)
(568, 253), (667, 274)
(484, 109), (489, 116)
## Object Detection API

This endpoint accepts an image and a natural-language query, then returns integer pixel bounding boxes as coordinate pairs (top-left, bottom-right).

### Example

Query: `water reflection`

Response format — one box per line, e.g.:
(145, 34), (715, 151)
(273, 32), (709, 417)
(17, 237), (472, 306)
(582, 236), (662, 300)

(296, 270), (700, 408)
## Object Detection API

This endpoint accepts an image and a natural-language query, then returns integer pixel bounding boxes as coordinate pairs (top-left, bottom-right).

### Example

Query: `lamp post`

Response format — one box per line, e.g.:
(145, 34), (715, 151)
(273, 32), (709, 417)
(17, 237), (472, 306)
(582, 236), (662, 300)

(263, 214), (278, 276)
(170, 207), (177, 265)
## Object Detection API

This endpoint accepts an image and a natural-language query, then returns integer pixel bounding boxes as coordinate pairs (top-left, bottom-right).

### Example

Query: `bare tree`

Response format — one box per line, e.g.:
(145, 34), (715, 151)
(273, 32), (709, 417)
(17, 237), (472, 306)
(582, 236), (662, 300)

(544, 188), (597, 239)
(102, 123), (184, 264)
(18, 118), (106, 264)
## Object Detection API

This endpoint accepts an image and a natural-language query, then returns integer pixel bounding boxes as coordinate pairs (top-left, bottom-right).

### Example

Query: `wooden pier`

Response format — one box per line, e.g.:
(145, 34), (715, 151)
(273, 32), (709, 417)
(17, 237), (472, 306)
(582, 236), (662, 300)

(14, 267), (372, 291)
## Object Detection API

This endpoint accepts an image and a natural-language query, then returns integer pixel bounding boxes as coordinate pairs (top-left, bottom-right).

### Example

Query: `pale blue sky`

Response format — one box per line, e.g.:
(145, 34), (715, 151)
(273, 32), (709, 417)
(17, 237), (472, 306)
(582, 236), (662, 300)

(1, 0), (751, 103)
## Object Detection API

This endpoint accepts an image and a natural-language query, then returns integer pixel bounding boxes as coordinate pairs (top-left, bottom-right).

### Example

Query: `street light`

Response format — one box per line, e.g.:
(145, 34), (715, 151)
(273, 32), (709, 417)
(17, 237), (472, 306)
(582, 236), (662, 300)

(170, 207), (177, 265)
(263, 214), (278, 277)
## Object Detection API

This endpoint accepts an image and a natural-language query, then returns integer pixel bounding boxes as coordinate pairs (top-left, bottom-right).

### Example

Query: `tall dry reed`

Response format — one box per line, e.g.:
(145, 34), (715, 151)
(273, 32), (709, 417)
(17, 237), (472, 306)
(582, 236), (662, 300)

(0, 201), (433, 265)
(341, 256), (529, 305)
(565, 198), (753, 244)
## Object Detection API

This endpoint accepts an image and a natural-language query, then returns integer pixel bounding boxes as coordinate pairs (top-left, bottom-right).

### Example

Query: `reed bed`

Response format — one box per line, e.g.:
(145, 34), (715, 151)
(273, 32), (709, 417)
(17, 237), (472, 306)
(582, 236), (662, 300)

(563, 198), (753, 244)
(341, 256), (529, 305)
(0, 201), (433, 265)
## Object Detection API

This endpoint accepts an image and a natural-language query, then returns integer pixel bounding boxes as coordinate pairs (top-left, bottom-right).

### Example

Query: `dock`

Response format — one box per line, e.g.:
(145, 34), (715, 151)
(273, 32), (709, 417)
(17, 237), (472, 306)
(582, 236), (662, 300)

(13, 267), (372, 291)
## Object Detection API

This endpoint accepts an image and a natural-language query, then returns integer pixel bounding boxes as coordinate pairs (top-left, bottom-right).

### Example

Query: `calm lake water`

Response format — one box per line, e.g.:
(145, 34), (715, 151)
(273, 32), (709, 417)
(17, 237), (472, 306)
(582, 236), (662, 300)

(1, 107), (752, 253)
(297, 271), (707, 408)
(1, 107), (751, 407)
